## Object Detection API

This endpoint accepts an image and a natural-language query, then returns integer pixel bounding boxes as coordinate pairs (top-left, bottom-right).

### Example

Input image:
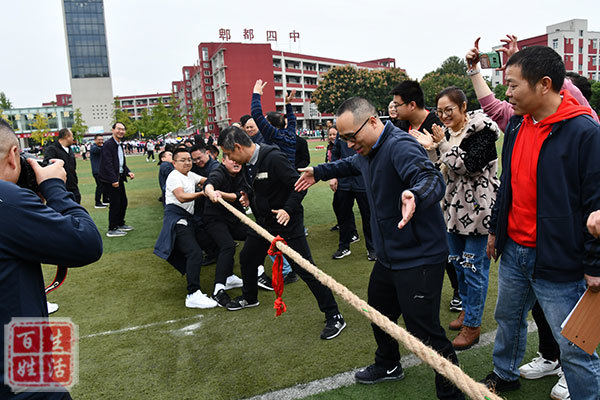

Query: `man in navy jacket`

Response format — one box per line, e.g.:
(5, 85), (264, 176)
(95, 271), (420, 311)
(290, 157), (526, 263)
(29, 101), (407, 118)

(0, 119), (102, 399)
(89, 134), (108, 208)
(295, 97), (463, 399)
(98, 122), (135, 237)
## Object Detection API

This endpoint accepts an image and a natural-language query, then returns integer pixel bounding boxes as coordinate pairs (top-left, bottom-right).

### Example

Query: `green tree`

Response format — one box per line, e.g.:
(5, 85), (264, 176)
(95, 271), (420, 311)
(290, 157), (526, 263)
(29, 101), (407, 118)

(136, 108), (154, 138)
(312, 65), (408, 114)
(190, 98), (208, 131)
(590, 81), (600, 114)
(150, 97), (177, 138)
(493, 84), (508, 102)
(113, 98), (137, 138)
(168, 96), (186, 133)
(30, 113), (51, 146)
(70, 108), (88, 143)
(0, 92), (12, 110)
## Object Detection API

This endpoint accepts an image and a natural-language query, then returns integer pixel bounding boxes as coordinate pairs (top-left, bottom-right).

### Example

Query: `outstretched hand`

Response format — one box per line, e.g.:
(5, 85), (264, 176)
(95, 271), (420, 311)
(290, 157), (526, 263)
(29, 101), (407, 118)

(497, 34), (518, 71)
(253, 79), (267, 95)
(285, 89), (296, 104)
(409, 129), (434, 150)
(397, 190), (416, 230)
(465, 37), (481, 69)
(295, 167), (316, 191)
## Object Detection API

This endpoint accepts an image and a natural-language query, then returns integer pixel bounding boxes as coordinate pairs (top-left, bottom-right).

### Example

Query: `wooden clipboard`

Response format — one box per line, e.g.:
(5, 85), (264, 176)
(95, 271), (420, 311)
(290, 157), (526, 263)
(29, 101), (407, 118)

(561, 289), (600, 355)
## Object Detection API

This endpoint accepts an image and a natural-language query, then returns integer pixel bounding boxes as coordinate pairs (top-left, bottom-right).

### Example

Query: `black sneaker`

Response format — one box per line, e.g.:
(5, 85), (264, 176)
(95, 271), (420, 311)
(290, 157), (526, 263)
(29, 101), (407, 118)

(450, 294), (463, 312)
(94, 203), (107, 209)
(480, 372), (521, 393)
(118, 224), (134, 231)
(367, 251), (377, 261)
(330, 224), (339, 231)
(225, 296), (259, 311)
(332, 248), (351, 259)
(320, 314), (346, 339)
(283, 271), (299, 284)
(212, 289), (231, 308)
(355, 363), (405, 384)
(350, 233), (360, 243)
(257, 272), (274, 291)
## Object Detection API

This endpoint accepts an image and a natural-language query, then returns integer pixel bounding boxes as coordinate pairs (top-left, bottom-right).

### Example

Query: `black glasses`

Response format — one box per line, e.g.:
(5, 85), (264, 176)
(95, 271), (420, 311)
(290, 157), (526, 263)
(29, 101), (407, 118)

(436, 106), (458, 118)
(393, 102), (407, 108)
(340, 116), (375, 142)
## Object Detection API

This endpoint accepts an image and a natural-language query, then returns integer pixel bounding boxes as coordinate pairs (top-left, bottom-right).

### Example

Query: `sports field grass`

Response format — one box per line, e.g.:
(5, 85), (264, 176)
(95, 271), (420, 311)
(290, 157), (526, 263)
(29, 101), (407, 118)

(41, 139), (589, 399)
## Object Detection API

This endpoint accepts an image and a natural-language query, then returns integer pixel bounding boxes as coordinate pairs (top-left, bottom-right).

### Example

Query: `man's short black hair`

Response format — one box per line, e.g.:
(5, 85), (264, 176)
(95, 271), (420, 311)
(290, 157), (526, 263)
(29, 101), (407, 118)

(266, 112), (285, 129)
(390, 80), (425, 109)
(94, 134), (103, 139)
(112, 122), (126, 130)
(335, 97), (377, 124)
(172, 147), (190, 160)
(189, 143), (207, 153)
(240, 114), (252, 126)
(58, 128), (71, 139)
(184, 139), (194, 146)
(566, 72), (592, 101)
(208, 144), (219, 158)
(506, 46), (565, 92)
(217, 126), (252, 151)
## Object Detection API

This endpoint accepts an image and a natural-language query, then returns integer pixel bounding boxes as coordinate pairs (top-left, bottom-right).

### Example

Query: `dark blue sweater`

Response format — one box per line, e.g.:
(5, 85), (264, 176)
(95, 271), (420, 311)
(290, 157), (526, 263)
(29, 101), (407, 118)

(490, 114), (600, 281)
(0, 179), (102, 398)
(314, 121), (448, 270)
(154, 204), (194, 275)
(89, 143), (102, 175)
(251, 93), (297, 165)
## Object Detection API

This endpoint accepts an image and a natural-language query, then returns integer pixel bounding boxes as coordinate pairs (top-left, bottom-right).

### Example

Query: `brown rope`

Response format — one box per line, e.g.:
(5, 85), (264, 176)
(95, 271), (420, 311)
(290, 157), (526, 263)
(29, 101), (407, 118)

(217, 198), (501, 400)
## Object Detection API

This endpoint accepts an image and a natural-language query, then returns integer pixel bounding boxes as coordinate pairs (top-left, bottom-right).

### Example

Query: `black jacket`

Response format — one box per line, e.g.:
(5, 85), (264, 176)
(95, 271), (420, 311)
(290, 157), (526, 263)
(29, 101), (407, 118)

(294, 136), (310, 169)
(331, 134), (364, 192)
(43, 140), (78, 192)
(98, 137), (131, 184)
(204, 164), (250, 224)
(243, 144), (306, 239)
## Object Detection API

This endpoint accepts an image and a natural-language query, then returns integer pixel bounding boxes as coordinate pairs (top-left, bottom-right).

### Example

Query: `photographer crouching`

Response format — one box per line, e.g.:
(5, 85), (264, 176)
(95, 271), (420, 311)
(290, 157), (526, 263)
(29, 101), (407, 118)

(0, 119), (103, 399)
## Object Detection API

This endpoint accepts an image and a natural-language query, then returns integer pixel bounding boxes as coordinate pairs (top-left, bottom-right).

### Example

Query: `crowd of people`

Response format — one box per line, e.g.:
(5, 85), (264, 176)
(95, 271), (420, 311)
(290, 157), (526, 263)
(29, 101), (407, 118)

(1, 34), (600, 400)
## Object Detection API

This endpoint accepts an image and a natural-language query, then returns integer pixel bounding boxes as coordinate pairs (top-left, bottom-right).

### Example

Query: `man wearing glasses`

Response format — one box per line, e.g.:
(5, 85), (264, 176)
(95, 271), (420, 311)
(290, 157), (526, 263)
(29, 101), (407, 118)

(295, 97), (463, 399)
(154, 147), (218, 309)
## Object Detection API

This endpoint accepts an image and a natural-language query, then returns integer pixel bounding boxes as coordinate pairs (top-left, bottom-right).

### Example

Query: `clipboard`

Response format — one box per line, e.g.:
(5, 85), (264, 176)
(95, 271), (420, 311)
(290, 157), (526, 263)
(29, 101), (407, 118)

(561, 288), (600, 355)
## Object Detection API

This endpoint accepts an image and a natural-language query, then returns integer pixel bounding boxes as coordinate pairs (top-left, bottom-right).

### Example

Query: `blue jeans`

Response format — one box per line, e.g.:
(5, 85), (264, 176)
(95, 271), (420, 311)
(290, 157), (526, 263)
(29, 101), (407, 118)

(447, 233), (490, 327)
(269, 255), (292, 275)
(492, 238), (600, 400)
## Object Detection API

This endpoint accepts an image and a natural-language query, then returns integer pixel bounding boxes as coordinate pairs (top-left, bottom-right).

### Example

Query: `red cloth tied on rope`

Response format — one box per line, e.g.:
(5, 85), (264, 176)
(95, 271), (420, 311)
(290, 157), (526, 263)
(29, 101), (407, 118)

(268, 235), (288, 316)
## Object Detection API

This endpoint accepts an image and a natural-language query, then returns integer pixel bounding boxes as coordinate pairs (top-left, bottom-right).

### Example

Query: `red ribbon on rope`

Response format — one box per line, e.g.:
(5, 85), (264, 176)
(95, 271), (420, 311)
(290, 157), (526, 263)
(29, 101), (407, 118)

(268, 235), (288, 316)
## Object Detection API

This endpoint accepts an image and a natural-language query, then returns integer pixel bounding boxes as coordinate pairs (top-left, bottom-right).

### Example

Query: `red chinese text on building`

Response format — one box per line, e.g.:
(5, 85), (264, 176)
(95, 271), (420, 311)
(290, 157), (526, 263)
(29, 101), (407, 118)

(243, 29), (254, 40)
(289, 30), (300, 42)
(219, 28), (231, 41)
(266, 30), (278, 42)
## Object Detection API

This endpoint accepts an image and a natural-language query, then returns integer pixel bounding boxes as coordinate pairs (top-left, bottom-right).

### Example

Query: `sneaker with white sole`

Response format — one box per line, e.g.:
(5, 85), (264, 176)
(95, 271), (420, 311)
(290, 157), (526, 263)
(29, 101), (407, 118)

(350, 233), (360, 243)
(257, 272), (274, 291)
(212, 289), (231, 308)
(118, 224), (134, 231)
(519, 352), (561, 379)
(185, 290), (218, 309)
(224, 274), (243, 290)
(94, 204), (107, 209)
(320, 314), (346, 339)
(332, 248), (351, 259)
(550, 371), (570, 400)
(226, 296), (259, 311)
(106, 229), (127, 237)
(47, 302), (59, 314)
(355, 363), (405, 384)
(449, 294), (463, 312)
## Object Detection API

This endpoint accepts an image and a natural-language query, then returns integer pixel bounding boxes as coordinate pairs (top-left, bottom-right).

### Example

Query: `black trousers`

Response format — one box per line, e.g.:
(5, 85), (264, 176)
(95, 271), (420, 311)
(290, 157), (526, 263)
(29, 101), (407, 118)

(107, 180), (127, 230)
(205, 219), (248, 285)
(68, 188), (81, 204)
(332, 190), (344, 226)
(336, 190), (373, 252)
(93, 174), (109, 205)
(368, 261), (464, 400)
(240, 233), (339, 319)
(147, 150), (155, 161)
(174, 224), (203, 294)
(532, 301), (560, 361)
(445, 260), (459, 292)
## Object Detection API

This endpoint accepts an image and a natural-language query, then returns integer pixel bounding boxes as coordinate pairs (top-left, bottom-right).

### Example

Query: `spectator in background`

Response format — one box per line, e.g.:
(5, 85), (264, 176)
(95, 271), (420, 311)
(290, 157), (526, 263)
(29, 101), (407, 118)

(240, 115), (264, 144)
(43, 128), (81, 204)
(295, 134), (310, 170)
(157, 150), (173, 204)
(90, 134), (109, 208)
(146, 140), (156, 162)
(326, 126), (341, 233)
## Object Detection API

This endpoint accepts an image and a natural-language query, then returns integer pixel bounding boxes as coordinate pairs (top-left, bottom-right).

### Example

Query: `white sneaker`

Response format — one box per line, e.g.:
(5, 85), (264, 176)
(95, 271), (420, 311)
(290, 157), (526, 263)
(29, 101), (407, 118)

(224, 274), (243, 290)
(550, 371), (570, 400)
(185, 290), (218, 309)
(519, 352), (561, 379)
(47, 301), (59, 314)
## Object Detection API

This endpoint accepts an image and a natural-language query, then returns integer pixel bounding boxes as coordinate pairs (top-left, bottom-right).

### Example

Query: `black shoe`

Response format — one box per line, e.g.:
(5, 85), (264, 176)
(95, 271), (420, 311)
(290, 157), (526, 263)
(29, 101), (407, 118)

(330, 224), (339, 231)
(257, 272), (274, 291)
(225, 296), (259, 311)
(367, 251), (377, 261)
(350, 233), (360, 243)
(212, 289), (231, 308)
(332, 248), (351, 259)
(355, 363), (405, 384)
(480, 372), (521, 393)
(449, 294), (463, 312)
(320, 314), (346, 339)
(283, 271), (299, 284)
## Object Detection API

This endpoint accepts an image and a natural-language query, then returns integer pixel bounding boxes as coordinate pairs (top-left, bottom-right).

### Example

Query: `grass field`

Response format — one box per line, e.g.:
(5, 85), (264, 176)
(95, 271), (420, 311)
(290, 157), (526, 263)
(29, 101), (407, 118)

(41, 139), (582, 399)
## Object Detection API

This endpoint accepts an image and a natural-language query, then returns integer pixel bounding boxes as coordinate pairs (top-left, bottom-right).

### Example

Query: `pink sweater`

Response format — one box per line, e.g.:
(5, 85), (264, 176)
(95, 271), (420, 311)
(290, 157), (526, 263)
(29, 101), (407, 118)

(479, 78), (599, 131)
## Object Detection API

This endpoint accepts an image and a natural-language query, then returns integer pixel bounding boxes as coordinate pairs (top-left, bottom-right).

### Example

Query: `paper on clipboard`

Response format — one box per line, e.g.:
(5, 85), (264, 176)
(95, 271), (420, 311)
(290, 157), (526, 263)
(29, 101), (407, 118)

(560, 288), (600, 355)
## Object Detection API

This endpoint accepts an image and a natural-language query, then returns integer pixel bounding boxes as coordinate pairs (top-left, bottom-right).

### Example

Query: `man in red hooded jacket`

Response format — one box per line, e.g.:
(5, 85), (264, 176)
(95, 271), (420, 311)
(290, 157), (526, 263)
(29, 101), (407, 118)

(481, 46), (600, 399)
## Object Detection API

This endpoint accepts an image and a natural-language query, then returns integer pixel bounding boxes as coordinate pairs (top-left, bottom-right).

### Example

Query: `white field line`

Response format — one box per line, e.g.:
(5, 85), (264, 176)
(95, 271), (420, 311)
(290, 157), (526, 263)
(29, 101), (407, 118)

(80, 315), (204, 338)
(244, 323), (539, 400)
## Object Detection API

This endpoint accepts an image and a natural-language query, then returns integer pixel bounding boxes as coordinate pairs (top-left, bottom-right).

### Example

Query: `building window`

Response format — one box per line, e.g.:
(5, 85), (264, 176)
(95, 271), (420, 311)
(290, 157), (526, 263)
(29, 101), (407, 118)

(205, 86), (212, 91)
(202, 48), (209, 61)
(208, 116), (214, 122)
(209, 124), (214, 130)
(579, 47), (583, 53)
(552, 39), (558, 49)
(578, 64), (583, 70)
(203, 63), (209, 68)
(184, 71), (190, 80)
(579, 30), (584, 37)
(186, 81), (191, 86)
(204, 70), (210, 76)
(273, 59), (281, 68)
(206, 101), (212, 106)
(592, 39), (598, 49)
(592, 57), (597, 66)
(274, 75), (282, 83)
(204, 78), (211, 84)
(206, 93), (212, 99)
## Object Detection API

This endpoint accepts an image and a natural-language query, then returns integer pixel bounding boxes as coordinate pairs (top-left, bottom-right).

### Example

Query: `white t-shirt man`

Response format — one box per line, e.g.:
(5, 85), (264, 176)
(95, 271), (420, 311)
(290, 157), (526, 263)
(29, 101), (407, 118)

(165, 170), (204, 224)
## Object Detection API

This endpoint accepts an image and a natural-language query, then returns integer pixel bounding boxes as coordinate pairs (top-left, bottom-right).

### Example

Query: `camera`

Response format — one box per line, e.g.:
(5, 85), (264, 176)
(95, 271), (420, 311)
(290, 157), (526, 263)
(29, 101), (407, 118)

(17, 154), (46, 192)
(480, 51), (502, 69)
